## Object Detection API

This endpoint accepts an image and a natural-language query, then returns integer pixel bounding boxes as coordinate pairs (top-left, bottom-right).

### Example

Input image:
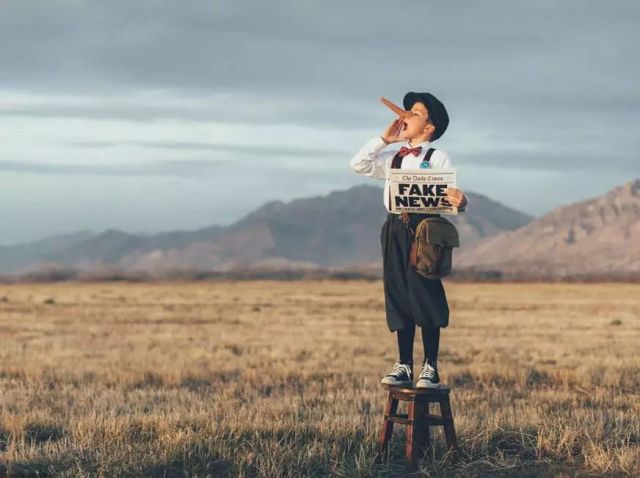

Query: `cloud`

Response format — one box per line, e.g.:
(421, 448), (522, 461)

(0, 92), (378, 128)
(0, 0), (638, 244)
(1, 0), (639, 157)
(2, 1), (639, 109)
(66, 140), (350, 158)
(0, 158), (229, 177)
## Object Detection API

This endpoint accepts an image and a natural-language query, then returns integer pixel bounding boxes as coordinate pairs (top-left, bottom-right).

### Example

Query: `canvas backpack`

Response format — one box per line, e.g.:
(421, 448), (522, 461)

(406, 214), (460, 279)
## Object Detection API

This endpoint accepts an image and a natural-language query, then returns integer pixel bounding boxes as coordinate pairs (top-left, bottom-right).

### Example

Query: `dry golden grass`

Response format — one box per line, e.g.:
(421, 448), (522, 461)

(0, 280), (638, 476)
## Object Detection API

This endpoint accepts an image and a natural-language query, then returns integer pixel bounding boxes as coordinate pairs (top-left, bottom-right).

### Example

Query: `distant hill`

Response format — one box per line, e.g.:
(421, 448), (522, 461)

(0, 225), (225, 275)
(0, 185), (531, 275)
(457, 179), (640, 279)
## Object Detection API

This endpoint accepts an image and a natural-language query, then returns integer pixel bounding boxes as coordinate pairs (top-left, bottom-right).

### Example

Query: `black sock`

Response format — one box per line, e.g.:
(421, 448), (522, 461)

(396, 323), (416, 367)
(421, 324), (440, 368)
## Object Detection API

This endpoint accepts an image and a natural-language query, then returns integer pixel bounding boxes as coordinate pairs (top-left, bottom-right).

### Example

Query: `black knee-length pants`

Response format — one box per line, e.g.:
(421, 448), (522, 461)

(380, 212), (450, 332)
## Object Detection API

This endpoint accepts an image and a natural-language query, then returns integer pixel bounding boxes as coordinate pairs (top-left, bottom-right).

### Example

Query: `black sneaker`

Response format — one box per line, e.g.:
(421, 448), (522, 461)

(381, 362), (413, 386)
(416, 362), (440, 389)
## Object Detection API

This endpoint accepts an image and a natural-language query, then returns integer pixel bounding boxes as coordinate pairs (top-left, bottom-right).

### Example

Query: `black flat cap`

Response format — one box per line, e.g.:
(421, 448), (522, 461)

(403, 92), (449, 141)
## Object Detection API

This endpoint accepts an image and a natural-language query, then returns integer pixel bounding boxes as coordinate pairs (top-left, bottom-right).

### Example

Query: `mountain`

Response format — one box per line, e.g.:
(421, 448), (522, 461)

(94, 186), (533, 272)
(457, 179), (640, 278)
(0, 225), (226, 275)
(0, 185), (531, 275)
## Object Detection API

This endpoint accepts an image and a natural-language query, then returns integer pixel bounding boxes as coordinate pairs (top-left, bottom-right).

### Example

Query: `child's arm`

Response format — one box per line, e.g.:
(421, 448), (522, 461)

(349, 119), (403, 179)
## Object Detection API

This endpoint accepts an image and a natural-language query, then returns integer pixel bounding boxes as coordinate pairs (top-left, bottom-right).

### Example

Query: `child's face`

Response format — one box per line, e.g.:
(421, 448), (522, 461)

(399, 101), (434, 141)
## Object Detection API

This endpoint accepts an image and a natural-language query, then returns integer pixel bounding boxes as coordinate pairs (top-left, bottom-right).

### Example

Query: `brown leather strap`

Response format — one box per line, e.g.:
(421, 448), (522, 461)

(409, 240), (418, 267)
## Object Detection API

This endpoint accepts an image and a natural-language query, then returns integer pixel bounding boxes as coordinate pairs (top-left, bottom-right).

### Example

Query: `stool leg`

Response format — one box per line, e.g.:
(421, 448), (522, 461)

(421, 401), (432, 461)
(377, 392), (398, 463)
(405, 399), (424, 472)
(439, 396), (460, 459)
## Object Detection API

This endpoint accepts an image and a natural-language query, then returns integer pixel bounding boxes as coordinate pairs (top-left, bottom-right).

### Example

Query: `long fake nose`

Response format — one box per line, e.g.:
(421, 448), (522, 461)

(379, 97), (412, 118)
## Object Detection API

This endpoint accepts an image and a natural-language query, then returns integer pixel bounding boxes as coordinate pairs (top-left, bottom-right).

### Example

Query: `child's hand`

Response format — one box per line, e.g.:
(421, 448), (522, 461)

(381, 118), (404, 144)
(447, 187), (468, 211)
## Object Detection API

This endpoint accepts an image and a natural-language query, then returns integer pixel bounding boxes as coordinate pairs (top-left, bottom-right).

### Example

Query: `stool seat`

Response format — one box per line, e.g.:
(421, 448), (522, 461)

(377, 384), (459, 471)
(386, 384), (450, 393)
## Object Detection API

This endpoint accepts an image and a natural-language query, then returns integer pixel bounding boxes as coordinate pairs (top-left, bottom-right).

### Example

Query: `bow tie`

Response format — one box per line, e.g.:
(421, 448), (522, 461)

(398, 146), (423, 157)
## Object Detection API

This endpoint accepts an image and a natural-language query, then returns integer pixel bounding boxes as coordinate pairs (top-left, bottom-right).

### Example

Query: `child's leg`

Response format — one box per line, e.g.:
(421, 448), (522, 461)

(381, 214), (415, 332)
(420, 324), (440, 367)
(396, 323), (416, 367)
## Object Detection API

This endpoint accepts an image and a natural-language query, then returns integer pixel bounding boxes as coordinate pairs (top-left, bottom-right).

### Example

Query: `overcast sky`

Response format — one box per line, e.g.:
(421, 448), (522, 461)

(0, 1), (638, 245)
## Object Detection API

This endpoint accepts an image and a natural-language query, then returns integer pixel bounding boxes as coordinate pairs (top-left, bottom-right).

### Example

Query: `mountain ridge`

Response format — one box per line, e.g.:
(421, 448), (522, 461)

(0, 185), (531, 275)
(457, 178), (640, 277)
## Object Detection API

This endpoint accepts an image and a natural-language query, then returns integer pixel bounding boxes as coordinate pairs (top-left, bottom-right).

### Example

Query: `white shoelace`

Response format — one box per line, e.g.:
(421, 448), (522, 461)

(389, 362), (412, 378)
(419, 362), (436, 380)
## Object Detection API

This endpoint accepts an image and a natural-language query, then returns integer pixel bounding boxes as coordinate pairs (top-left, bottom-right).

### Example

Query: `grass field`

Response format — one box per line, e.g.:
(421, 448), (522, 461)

(0, 280), (638, 476)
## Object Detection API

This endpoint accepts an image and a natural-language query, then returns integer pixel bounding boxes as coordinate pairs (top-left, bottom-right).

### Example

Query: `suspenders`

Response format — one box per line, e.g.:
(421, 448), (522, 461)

(388, 147), (436, 214)
(390, 147), (436, 169)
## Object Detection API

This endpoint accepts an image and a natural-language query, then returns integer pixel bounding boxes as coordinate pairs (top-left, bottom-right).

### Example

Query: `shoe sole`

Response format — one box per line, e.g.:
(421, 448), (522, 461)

(416, 381), (440, 389)
(381, 378), (413, 386)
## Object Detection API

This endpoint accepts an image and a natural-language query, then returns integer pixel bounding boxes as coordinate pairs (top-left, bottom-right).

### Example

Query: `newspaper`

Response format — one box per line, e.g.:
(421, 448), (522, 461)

(387, 168), (458, 215)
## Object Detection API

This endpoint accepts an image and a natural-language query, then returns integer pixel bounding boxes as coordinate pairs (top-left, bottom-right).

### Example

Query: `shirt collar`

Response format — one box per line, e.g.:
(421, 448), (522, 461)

(404, 138), (431, 149)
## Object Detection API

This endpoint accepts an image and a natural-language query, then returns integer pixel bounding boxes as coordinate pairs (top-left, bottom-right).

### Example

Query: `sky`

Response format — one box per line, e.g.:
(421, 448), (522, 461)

(0, 0), (638, 246)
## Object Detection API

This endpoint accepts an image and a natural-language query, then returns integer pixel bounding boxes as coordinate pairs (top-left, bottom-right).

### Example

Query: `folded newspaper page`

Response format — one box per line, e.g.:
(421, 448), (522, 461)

(387, 168), (458, 215)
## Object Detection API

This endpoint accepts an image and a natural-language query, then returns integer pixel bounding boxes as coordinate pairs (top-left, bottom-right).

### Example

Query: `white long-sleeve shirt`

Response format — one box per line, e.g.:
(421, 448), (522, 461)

(350, 137), (454, 212)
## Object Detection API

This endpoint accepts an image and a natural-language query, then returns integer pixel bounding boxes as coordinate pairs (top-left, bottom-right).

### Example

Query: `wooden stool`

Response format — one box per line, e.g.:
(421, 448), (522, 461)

(377, 385), (459, 471)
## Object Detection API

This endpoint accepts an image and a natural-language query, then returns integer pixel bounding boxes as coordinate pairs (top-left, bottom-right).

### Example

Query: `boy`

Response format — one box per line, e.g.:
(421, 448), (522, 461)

(349, 92), (467, 388)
